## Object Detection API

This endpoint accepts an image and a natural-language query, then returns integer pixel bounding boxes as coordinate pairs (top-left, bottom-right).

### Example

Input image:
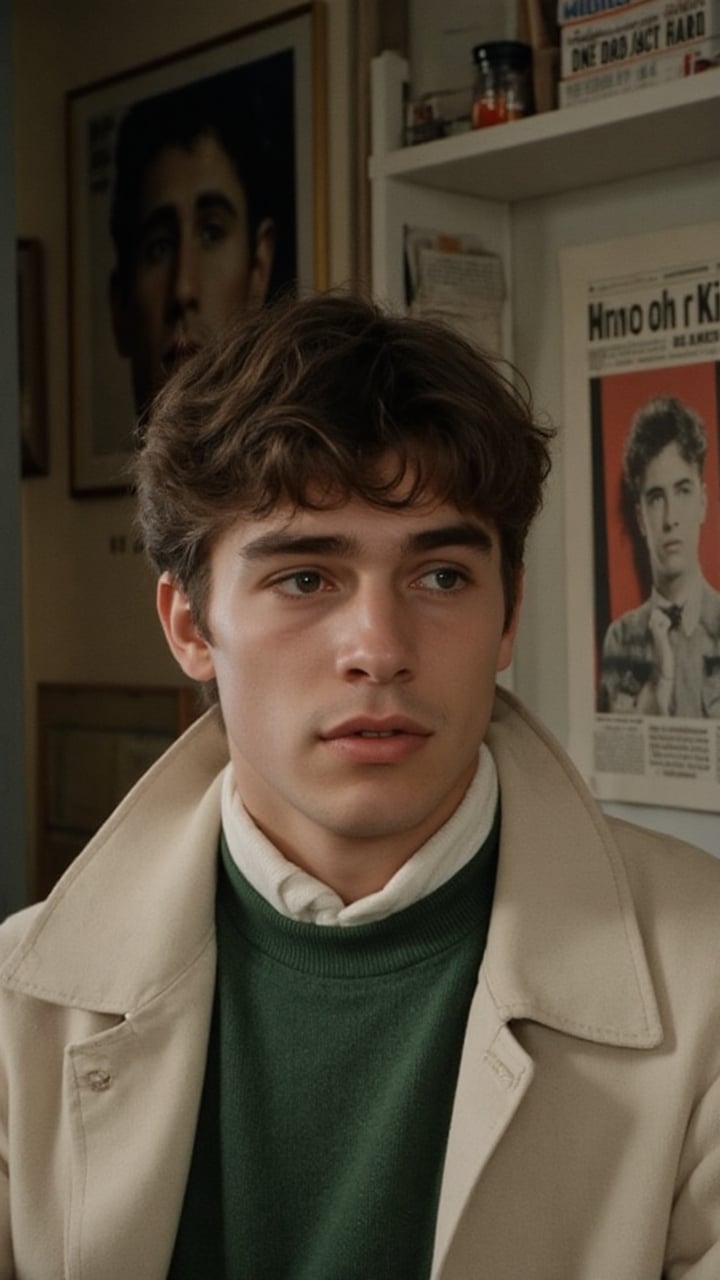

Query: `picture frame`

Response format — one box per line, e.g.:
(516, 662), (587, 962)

(352, 1), (408, 287)
(66, 3), (327, 496)
(17, 238), (49, 477)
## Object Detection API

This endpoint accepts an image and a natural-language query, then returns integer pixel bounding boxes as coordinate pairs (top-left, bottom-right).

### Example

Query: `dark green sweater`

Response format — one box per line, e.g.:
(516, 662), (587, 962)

(170, 820), (498, 1279)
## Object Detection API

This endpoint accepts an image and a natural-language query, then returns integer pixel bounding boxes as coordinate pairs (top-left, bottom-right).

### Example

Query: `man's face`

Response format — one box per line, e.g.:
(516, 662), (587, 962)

(636, 442), (707, 591)
(111, 132), (274, 411)
(159, 486), (520, 879)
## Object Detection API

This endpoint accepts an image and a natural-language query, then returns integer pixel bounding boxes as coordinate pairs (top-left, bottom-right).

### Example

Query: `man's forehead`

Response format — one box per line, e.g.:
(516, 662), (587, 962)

(140, 132), (246, 208)
(644, 444), (700, 479)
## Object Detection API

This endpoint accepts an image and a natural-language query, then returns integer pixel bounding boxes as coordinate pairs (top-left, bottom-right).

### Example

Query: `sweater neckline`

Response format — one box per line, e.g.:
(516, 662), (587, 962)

(217, 812), (499, 979)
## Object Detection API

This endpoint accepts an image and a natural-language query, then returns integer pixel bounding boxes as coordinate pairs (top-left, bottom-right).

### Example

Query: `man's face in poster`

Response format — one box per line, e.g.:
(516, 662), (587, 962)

(110, 129), (275, 413)
(636, 442), (707, 592)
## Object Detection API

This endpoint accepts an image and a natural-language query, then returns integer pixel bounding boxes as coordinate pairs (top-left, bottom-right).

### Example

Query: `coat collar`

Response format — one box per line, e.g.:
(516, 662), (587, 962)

(0, 708), (228, 1014)
(2, 691), (662, 1048)
(485, 689), (661, 1049)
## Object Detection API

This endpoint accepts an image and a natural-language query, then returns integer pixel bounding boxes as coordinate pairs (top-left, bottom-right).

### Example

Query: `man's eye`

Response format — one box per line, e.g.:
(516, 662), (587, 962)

(417, 568), (467, 591)
(275, 571), (325, 597)
(138, 232), (175, 266)
(200, 220), (227, 246)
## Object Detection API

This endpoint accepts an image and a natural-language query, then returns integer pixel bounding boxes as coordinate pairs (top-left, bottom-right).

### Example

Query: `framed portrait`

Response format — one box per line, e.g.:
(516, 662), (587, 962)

(17, 238), (49, 477)
(66, 3), (327, 496)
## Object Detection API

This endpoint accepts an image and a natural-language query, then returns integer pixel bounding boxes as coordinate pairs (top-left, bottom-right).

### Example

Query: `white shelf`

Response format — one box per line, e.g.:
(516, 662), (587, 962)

(369, 69), (720, 202)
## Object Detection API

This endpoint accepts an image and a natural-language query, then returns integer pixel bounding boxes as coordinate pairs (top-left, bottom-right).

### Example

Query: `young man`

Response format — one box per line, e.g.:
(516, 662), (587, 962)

(1, 295), (720, 1278)
(599, 396), (720, 716)
(109, 68), (289, 416)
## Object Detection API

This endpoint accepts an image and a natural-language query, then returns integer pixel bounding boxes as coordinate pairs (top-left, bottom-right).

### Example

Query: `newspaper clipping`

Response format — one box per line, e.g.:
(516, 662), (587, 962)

(561, 222), (720, 811)
(403, 227), (507, 357)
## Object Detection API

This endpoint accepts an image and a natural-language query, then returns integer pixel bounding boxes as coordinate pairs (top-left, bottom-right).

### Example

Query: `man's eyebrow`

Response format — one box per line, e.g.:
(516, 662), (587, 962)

(403, 523), (494, 556)
(195, 191), (240, 220)
(239, 523), (493, 562)
(240, 533), (358, 561)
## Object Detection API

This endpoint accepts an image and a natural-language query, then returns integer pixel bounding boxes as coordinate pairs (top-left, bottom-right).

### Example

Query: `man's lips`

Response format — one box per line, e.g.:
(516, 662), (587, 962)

(319, 717), (432, 764)
(321, 716), (432, 741)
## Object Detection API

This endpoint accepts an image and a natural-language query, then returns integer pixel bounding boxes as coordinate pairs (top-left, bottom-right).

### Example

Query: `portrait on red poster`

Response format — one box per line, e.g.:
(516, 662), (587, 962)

(592, 362), (720, 720)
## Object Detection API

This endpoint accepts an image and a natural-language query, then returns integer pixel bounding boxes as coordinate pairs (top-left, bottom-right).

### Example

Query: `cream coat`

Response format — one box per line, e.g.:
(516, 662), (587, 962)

(1, 690), (719, 1279)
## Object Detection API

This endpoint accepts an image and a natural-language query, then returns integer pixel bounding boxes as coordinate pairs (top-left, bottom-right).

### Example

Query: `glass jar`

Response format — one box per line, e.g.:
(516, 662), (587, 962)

(472, 41), (534, 128)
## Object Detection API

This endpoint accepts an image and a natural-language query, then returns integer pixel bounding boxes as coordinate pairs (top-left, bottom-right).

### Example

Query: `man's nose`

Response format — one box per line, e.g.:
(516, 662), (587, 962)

(663, 495), (678, 528)
(169, 236), (200, 314)
(334, 587), (414, 685)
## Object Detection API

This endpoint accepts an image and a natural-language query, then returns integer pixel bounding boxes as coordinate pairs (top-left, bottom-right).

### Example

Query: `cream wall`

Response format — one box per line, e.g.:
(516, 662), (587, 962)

(1, 4), (25, 914)
(14, 0), (354, 874)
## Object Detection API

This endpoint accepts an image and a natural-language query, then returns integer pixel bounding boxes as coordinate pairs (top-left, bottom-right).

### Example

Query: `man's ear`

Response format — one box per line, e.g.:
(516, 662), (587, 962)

(156, 572), (216, 682)
(497, 568), (525, 673)
(247, 217), (275, 306)
(109, 269), (134, 359)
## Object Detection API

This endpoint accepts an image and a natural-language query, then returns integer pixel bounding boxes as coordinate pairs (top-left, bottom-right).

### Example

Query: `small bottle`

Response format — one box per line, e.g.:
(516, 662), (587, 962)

(472, 41), (534, 128)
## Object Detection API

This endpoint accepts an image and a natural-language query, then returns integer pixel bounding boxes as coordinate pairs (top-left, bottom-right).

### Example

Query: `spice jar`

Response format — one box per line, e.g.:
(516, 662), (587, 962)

(472, 42), (534, 128)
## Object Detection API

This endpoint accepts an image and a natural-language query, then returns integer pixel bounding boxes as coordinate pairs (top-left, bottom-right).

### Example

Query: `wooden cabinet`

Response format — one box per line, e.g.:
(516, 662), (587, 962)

(36, 682), (200, 899)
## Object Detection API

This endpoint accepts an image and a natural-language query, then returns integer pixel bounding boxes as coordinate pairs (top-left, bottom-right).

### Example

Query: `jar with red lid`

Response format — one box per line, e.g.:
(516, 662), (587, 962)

(472, 41), (534, 128)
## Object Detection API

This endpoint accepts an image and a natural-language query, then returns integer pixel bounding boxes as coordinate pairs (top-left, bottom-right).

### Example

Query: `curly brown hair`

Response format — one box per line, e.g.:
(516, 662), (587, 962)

(133, 291), (554, 633)
(623, 396), (707, 500)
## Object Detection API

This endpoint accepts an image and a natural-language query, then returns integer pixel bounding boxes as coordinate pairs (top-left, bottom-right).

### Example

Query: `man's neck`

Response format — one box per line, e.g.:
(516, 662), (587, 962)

(242, 804), (463, 905)
(654, 567), (701, 606)
(221, 751), (499, 923)
(226, 752), (479, 905)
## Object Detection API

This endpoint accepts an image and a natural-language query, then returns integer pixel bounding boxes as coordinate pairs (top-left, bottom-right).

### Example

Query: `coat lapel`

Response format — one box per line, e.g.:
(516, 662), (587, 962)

(431, 691), (663, 1275)
(483, 690), (662, 1049)
(63, 943), (215, 1279)
(0, 710), (228, 1278)
(431, 982), (533, 1279)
